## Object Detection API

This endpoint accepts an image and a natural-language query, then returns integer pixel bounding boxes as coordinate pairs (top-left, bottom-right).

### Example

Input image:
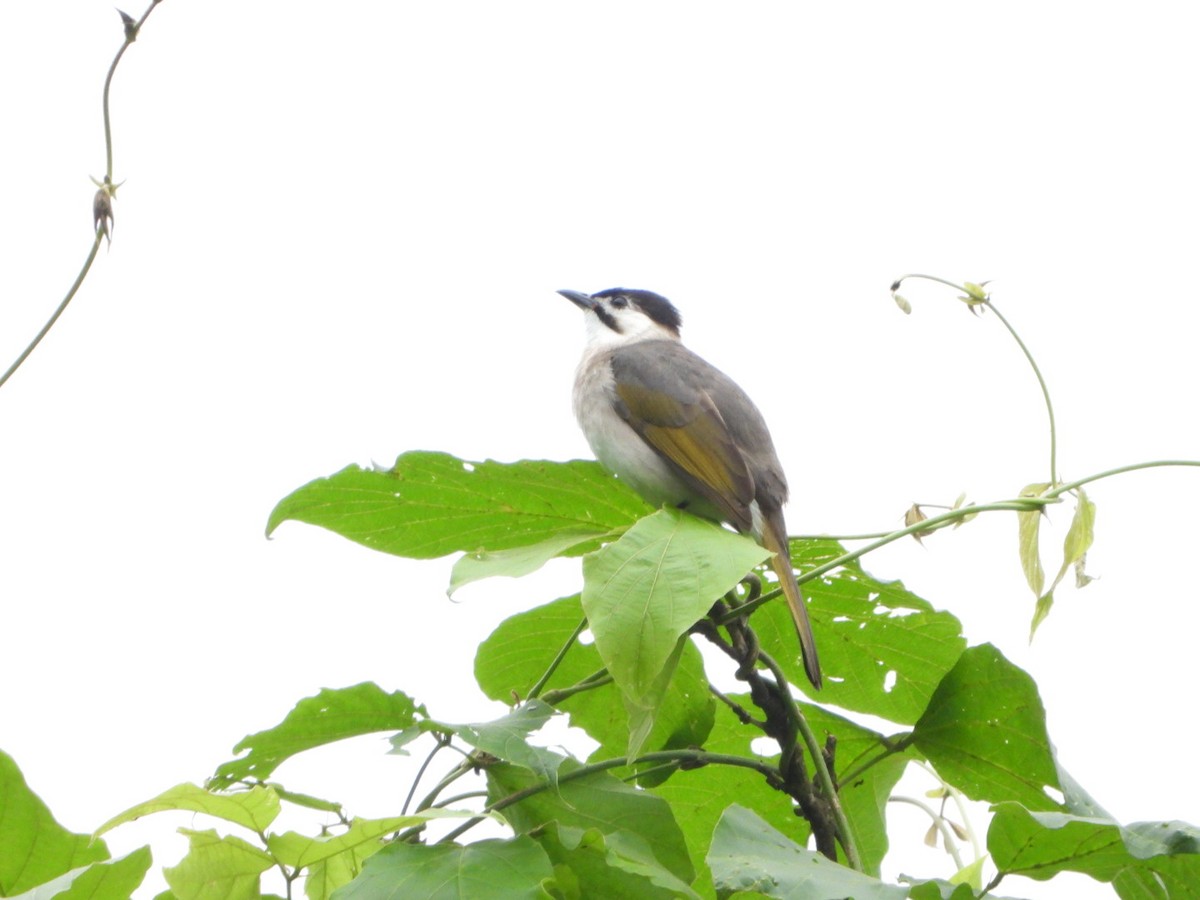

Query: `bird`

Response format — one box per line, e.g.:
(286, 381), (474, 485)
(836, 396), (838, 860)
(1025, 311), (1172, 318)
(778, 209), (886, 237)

(559, 287), (821, 689)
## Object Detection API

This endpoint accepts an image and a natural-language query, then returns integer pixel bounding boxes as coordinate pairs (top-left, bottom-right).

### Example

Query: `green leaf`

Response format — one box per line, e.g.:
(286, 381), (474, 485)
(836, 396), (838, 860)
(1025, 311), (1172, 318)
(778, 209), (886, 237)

(96, 783), (280, 836)
(1017, 482), (1051, 599)
(1032, 488), (1097, 638)
(912, 644), (1060, 810)
(620, 637), (687, 760)
(476, 593), (711, 776)
(581, 509), (767, 746)
(990, 802), (1200, 892)
(449, 529), (611, 595)
(6, 848), (152, 900)
(474, 595), (599, 705)
(905, 880), (988, 900)
(163, 830), (274, 900)
(765, 539), (967, 724)
(707, 805), (908, 899)
(477, 594), (713, 778)
(209, 683), (424, 788)
(334, 837), (554, 900)
(302, 838), (386, 900)
(536, 823), (701, 899)
(431, 701), (565, 784)
(1059, 488), (1095, 585)
(487, 761), (694, 886)
(268, 812), (471, 868)
(590, 638), (715, 783)
(0, 749), (110, 895)
(1029, 590), (1054, 640)
(267, 453), (648, 558)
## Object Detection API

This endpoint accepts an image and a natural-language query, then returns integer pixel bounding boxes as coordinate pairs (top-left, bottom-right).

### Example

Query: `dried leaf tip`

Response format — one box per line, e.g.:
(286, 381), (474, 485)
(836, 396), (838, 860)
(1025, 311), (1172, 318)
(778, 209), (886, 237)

(904, 503), (934, 544)
(117, 9), (139, 41)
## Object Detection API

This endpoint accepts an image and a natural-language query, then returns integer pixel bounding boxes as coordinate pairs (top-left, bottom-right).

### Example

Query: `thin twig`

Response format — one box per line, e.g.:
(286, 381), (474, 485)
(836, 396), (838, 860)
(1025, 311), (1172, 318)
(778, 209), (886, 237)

(401, 734), (451, 815)
(527, 617), (587, 700)
(1, 1), (163, 390)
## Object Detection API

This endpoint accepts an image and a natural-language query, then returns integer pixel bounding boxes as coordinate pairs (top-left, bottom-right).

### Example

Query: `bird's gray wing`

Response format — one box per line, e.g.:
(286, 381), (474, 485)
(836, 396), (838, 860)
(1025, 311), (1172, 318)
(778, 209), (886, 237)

(609, 342), (756, 531)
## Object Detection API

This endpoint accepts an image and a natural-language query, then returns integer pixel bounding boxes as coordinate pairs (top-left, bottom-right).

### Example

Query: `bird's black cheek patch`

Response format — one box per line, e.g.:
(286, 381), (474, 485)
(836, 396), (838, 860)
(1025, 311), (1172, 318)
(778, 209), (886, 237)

(595, 307), (621, 332)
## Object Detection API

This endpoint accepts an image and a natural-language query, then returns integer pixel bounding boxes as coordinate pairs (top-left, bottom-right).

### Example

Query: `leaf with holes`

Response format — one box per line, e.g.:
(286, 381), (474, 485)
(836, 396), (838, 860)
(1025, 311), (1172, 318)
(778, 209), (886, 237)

(209, 683), (424, 788)
(755, 539), (966, 724)
(268, 452), (648, 559)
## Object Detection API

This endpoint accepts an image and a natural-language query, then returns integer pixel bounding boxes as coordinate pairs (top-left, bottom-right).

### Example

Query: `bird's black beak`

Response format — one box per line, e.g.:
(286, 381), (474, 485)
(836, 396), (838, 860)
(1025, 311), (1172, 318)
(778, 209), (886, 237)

(558, 289), (596, 311)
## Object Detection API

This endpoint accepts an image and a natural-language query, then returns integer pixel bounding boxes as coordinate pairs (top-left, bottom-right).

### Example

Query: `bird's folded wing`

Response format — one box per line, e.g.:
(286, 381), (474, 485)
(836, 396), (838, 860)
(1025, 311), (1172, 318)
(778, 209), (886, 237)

(610, 348), (755, 531)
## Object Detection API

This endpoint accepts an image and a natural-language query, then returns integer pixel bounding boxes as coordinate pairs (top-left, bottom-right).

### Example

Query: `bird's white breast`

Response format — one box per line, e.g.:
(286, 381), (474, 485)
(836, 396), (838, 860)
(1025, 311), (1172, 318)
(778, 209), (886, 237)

(572, 345), (696, 510)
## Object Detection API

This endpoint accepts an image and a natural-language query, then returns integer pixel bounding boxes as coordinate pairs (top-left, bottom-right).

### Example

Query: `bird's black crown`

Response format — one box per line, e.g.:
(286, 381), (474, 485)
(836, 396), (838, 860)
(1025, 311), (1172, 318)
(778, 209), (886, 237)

(594, 288), (682, 335)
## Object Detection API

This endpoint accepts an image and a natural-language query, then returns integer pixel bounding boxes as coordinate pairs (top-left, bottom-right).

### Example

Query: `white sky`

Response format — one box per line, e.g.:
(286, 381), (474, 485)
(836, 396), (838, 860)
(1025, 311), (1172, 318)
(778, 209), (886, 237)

(3, 3), (1198, 898)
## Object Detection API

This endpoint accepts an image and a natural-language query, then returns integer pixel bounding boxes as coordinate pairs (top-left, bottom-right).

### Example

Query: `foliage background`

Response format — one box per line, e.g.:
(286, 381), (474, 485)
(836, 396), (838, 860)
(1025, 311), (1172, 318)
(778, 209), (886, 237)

(2, 2), (1198, 897)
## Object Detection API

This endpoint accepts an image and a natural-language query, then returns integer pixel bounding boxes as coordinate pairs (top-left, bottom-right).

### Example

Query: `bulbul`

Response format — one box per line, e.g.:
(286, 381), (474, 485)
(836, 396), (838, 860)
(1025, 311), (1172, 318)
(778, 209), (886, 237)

(560, 287), (822, 689)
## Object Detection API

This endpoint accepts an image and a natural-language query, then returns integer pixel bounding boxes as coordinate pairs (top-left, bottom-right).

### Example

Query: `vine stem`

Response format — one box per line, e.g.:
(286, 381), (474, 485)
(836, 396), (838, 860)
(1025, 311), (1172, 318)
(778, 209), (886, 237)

(734, 457), (1200, 624)
(891, 274), (1058, 484)
(0, 1), (162, 391)
(540, 668), (612, 705)
(401, 734), (451, 815)
(1046, 459), (1200, 497)
(984, 300), (1058, 484)
(436, 748), (782, 845)
(527, 617), (587, 700)
(835, 736), (911, 789)
(726, 499), (1051, 623)
(0, 236), (103, 389)
(758, 648), (862, 870)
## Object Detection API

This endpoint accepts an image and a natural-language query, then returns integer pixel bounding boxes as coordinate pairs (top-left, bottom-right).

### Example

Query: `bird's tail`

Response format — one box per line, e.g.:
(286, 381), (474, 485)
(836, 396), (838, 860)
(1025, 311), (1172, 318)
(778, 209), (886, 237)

(761, 517), (822, 689)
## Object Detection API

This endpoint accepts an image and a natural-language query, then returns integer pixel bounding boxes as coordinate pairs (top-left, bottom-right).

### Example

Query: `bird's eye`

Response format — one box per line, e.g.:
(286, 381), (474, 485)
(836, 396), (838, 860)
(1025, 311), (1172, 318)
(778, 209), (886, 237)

(610, 296), (628, 309)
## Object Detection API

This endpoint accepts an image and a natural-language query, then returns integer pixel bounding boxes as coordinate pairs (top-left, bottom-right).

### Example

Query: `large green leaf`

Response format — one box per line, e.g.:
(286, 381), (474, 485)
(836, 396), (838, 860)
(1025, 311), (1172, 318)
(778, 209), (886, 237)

(536, 823), (701, 899)
(581, 508), (766, 755)
(0, 749), (110, 895)
(267, 452), (647, 558)
(758, 539), (966, 724)
(96, 782), (280, 836)
(989, 803), (1200, 895)
(334, 837), (553, 900)
(6, 848), (152, 900)
(163, 830), (274, 900)
(912, 644), (1059, 810)
(209, 683), (424, 788)
(706, 805), (907, 899)
(486, 761), (694, 886)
